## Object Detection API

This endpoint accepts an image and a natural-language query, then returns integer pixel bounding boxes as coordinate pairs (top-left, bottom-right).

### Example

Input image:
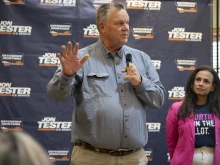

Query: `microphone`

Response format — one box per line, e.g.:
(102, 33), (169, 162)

(126, 53), (132, 75)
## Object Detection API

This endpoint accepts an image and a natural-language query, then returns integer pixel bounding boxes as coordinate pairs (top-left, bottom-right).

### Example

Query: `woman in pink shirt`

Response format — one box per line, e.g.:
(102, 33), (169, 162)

(166, 65), (220, 165)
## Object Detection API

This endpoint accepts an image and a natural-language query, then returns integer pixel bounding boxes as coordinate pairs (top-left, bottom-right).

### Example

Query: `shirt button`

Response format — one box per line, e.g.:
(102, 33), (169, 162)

(124, 135), (127, 138)
(121, 89), (123, 92)
(123, 104), (126, 106)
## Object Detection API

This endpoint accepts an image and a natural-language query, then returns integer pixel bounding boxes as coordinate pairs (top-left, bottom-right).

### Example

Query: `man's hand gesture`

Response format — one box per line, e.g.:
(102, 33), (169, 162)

(121, 63), (142, 86)
(57, 42), (89, 76)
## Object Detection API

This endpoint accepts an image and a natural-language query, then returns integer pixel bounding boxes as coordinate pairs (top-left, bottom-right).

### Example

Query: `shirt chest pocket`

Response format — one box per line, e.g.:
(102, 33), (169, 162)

(86, 72), (111, 98)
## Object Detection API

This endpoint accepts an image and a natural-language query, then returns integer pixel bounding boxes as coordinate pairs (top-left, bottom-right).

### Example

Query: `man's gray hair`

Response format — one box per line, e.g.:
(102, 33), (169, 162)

(96, 2), (126, 31)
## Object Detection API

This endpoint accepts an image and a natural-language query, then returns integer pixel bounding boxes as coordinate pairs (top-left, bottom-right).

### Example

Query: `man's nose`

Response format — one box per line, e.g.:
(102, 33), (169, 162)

(122, 24), (129, 30)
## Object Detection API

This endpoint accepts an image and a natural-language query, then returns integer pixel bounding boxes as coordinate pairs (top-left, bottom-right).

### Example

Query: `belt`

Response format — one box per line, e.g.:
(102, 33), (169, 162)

(75, 142), (141, 156)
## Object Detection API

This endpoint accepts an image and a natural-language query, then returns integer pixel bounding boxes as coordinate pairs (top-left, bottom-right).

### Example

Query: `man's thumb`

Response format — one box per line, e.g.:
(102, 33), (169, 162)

(80, 54), (89, 64)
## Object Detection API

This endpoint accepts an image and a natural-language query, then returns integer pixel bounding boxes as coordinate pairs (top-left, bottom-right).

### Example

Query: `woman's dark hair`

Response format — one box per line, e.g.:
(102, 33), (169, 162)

(178, 65), (220, 119)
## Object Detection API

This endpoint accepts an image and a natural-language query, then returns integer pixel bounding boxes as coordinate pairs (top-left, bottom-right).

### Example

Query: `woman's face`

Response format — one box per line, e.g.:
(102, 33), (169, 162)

(193, 70), (215, 97)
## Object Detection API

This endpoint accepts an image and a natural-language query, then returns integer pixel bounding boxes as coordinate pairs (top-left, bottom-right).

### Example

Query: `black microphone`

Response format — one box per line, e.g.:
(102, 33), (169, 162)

(126, 53), (132, 75)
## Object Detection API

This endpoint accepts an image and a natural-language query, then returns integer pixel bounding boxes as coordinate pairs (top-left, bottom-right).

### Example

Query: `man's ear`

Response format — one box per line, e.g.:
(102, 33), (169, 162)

(98, 21), (105, 33)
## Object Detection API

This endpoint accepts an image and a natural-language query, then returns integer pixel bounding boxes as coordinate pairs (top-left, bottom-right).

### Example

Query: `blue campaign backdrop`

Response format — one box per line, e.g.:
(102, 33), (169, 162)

(0, 0), (212, 164)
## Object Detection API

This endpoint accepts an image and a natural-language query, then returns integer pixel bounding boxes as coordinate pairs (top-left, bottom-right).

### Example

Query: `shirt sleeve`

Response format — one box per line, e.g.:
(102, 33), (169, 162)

(47, 64), (83, 102)
(47, 65), (75, 101)
(166, 103), (179, 160)
(132, 54), (166, 109)
(47, 49), (88, 102)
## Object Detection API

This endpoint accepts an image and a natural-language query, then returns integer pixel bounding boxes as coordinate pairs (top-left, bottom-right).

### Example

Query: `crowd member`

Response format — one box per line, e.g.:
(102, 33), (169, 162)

(0, 131), (52, 165)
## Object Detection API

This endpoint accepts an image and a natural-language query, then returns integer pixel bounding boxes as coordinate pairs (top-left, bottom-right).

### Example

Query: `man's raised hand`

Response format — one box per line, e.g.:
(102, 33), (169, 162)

(57, 42), (89, 76)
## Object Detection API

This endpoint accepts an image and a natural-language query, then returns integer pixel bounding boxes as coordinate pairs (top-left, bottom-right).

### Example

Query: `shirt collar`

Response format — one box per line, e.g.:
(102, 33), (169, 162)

(98, 39), (123, 58)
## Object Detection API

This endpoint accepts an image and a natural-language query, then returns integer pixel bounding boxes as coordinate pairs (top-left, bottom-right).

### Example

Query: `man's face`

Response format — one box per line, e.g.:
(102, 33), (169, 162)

(100, 9), (130, 49)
